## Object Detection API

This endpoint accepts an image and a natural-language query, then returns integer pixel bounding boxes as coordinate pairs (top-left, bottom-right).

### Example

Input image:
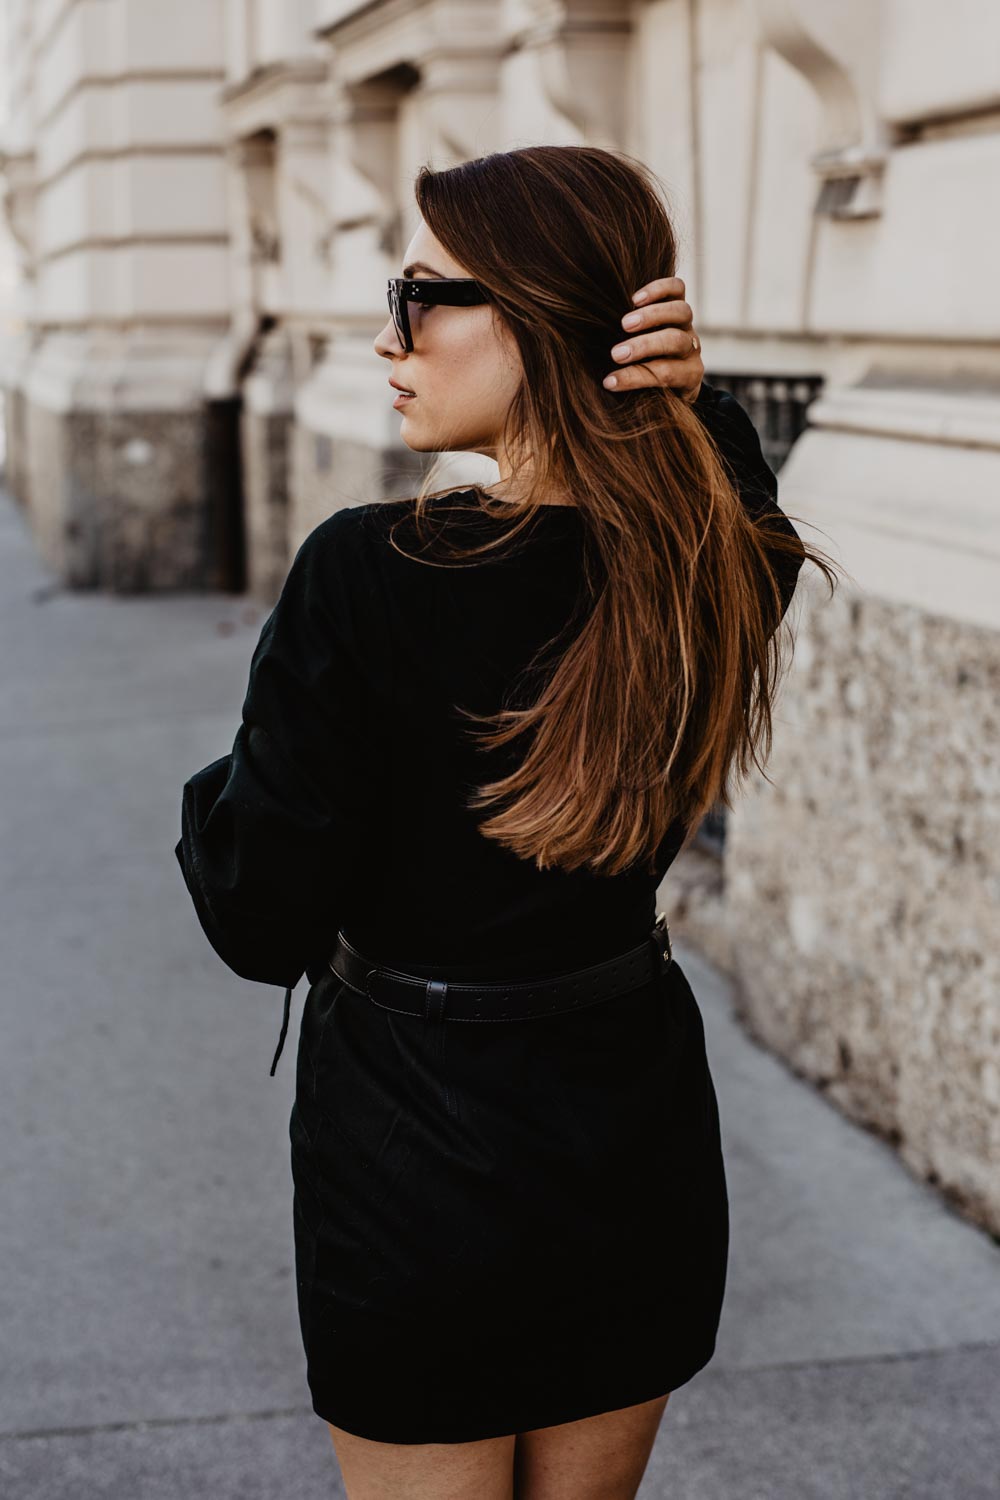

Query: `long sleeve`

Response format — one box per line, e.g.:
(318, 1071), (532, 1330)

(691, 380), (805, 627)
(174, 508), (385, 1068)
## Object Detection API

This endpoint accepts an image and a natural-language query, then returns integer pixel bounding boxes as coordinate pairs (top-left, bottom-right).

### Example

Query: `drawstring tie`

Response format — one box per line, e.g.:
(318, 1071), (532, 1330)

(269, 984), (293, 1076)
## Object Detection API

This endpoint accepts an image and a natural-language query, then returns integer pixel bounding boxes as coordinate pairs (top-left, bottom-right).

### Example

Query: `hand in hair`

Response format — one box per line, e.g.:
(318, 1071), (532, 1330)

(603, 276), (703, 404)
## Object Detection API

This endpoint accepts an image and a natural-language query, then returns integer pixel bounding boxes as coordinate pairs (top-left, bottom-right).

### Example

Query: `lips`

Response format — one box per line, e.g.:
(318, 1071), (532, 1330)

(389, 380), (416, 395)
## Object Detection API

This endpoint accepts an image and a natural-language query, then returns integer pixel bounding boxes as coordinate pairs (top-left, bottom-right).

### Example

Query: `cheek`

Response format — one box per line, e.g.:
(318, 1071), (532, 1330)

(444, 326), (519, 409)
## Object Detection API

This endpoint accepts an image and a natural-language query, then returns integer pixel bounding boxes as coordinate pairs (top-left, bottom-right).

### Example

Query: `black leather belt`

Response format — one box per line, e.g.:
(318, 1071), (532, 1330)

(327, 912), (673, 1024)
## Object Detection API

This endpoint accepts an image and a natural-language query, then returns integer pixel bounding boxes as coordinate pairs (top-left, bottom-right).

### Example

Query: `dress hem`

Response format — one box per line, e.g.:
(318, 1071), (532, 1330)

(308, 1337), (719, 1445)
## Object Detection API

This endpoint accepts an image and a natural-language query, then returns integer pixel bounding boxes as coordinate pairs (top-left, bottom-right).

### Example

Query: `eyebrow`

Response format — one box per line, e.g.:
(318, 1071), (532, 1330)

(402, 261), (446, 278)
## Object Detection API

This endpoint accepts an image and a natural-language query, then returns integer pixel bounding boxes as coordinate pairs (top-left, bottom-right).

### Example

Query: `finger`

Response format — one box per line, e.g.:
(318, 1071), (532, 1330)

(610, 326), (700, 364)
(621, 299), (693, 332)
(630, 276), (686, 305)
(602, 356), (702, 392)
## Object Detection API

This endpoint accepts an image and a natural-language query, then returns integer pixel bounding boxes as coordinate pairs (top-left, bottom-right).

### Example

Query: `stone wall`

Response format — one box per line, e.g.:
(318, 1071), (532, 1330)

(242, 408), (291, 606)
(2, 384), (31, 509)
(24, 400), (226, 593)
(721, 577), (1000, 1236)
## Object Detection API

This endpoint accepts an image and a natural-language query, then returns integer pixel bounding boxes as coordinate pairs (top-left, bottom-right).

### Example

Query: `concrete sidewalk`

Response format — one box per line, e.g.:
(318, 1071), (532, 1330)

(1, 488), (997, 1499)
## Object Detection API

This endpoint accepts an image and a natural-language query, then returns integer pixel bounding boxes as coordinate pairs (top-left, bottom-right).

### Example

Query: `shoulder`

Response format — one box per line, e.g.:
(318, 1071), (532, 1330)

(293, 501), (381, 569)
(286, 500), (402, 603)
(311, 490), (491, 570)
(296, 491), (477, 558)
(265, 504), (394, 659)
(281, 493), (473, 641)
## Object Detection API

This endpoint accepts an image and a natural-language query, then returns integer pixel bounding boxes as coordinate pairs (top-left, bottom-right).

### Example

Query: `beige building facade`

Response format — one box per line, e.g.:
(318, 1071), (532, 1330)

(2, 0), (999, 1234)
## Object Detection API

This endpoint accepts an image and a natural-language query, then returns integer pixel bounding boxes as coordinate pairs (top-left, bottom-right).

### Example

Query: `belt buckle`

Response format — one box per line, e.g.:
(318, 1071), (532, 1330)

(652, 911), (673, 967)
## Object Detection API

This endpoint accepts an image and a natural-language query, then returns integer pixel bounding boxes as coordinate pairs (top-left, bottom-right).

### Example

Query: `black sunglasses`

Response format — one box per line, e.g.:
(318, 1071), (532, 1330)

(387, 277), (490, 352)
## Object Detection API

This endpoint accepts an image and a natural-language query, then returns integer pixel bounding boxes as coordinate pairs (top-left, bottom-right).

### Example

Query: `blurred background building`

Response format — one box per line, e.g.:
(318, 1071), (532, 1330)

(1, 0), (998, 1236)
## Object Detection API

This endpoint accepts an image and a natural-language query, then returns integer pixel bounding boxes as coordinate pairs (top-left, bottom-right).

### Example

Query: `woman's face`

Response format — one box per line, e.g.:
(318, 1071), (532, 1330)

(373, 220), (523, 458)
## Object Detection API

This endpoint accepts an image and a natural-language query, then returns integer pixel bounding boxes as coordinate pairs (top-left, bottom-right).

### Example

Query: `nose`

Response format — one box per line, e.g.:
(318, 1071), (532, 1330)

(374, 315), (405, 359)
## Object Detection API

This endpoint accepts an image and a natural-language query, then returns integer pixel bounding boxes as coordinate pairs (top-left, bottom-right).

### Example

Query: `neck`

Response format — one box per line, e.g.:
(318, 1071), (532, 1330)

(485, 477), (576, 508)
(487, 441), (576, 507)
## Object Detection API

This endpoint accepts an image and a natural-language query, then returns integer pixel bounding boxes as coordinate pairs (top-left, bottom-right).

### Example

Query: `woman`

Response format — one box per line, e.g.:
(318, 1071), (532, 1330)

(176, 145), (836, 1499)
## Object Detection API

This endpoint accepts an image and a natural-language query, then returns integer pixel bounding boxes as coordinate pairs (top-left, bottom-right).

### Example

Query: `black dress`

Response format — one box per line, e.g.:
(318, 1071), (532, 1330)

(175, 382), (803, 1443)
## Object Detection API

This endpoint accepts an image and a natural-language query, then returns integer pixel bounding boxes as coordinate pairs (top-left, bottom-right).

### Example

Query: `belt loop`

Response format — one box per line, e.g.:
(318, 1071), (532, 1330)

(424, 978), (448, 1024)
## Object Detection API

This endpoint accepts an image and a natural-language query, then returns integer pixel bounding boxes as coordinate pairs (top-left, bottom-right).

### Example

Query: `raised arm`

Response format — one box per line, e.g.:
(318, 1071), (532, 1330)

(601, 275), (805, 626)
(690, 381), (805, 627)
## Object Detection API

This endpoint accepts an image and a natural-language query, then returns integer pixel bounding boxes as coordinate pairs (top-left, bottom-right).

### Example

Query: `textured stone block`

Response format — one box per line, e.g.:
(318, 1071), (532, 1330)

(724, 578), (1000, 1234)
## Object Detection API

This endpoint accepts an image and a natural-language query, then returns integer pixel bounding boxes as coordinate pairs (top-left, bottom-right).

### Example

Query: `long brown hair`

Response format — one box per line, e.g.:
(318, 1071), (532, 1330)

(390, 145), (839, 877)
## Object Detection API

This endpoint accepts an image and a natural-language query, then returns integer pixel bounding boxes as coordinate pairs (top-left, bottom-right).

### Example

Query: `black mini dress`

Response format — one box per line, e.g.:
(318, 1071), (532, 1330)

(175, 383), (803, 1443)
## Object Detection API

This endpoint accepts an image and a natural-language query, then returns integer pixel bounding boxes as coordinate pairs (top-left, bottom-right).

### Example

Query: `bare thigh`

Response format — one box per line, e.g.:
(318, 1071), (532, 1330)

(513, 1392), (671, 1500)
(327, 1421), (517, 1500)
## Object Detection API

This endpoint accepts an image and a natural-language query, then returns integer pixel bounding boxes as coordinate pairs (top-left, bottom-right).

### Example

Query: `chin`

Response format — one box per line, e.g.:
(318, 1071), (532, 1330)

(401, 430), (439, 453)
(400, 424), (464, 455)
